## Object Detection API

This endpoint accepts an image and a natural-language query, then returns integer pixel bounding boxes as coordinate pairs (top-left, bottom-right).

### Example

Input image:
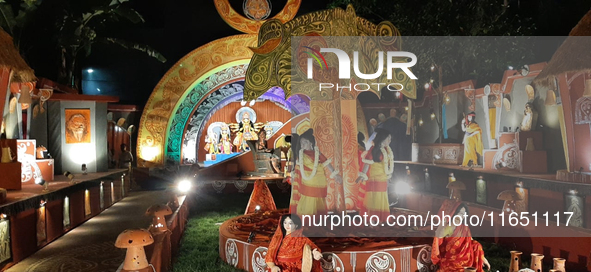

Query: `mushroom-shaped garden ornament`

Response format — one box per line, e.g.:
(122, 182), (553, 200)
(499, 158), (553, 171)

(146, 204), (172, 232)
(166, 192), (179, 210)
(115, 229), (154, 272)
(497, 190), (524, 213)
(446, 180), (466, 201)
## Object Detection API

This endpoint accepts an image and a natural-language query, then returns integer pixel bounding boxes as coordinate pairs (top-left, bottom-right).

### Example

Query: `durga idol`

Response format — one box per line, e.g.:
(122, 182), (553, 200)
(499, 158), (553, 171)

(232, 112), (259, 152)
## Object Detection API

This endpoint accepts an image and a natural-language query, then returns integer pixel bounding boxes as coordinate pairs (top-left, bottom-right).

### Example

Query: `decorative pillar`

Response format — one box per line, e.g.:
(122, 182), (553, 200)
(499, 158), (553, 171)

(310, 98), (345, 212)
(340, 97), (360, 211)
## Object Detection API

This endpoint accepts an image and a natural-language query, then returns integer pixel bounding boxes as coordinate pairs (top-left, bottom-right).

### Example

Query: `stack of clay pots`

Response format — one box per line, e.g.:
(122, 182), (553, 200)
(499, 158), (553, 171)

(508, 251), (566, 272)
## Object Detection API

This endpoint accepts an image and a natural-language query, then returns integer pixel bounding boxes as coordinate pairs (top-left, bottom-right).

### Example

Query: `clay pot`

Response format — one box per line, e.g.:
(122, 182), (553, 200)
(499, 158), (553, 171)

(509, 251), (522, 272)
(553, 258), (565, 272)
(530, 253), (544, 272)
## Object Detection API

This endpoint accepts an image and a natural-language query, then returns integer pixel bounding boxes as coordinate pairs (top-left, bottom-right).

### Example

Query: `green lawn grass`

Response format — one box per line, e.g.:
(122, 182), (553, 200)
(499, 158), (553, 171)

(172, 191), (516, 271)
(172, 193), (250, 272)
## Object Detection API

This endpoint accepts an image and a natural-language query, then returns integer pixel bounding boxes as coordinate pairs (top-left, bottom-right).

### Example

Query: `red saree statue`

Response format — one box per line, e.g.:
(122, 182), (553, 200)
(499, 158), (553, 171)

(266, 214), (323, 272)
(431, 200), (490, 272)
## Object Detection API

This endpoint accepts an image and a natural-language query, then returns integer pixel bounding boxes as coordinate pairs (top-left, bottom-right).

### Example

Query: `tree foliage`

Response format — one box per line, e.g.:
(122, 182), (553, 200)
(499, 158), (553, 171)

(327, 0), (558, 93)
(0, 0), (42, 49)
(55, 0), (166, 88)
(0, 0), (166, 90)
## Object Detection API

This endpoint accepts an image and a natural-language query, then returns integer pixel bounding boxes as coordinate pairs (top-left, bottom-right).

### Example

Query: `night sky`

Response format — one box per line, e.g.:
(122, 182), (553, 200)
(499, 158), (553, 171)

(23, 0), (590, 107)
(79, 0), (332, 106)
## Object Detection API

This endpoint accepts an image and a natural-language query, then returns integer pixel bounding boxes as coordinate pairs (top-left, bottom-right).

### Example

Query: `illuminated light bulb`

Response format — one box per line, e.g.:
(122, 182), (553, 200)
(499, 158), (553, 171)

(177, 179), (192, 193)
(419, 118), (424, 126)
(430, 65), (435, 72)
(424, 83), (430, 90)
(405, 106), (409, 111)
(430, 112), (436, 120)
(430, 79), (434, 83)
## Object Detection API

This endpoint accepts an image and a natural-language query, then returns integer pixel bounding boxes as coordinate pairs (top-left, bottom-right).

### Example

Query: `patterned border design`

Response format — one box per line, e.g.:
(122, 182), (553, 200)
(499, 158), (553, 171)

(251, 247), (268, 272)
(181, 83), (296, 164)
(416, 245), (437, 272)
(137, 34), (257, 166)
(366, 251), (396, 272)
(225, 239), (239, 267)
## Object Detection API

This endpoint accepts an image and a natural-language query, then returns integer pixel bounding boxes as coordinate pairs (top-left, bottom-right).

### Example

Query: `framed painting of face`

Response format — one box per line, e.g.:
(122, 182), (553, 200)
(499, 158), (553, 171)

(65, 109), (91, 144)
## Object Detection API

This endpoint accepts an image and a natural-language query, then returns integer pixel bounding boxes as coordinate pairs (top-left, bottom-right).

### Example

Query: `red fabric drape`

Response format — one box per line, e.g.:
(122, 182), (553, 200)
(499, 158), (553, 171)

(431, 199), (485, 272)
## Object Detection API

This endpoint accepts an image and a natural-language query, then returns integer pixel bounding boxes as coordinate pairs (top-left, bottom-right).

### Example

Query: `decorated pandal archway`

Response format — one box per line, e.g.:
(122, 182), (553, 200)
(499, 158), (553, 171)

(137, 1), (440, 271)
(213, 3), (442, 272)
(136, 0), (303, 167)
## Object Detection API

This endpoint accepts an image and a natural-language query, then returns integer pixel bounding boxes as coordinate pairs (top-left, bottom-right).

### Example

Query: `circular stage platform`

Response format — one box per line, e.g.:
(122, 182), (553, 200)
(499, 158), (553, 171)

(219, 209), (438, 271)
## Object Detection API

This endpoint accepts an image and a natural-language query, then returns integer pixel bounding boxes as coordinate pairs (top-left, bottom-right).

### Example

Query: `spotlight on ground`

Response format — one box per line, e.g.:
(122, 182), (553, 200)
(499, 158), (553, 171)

(177, 179), (192, 194)
(394, 181), (411, 195)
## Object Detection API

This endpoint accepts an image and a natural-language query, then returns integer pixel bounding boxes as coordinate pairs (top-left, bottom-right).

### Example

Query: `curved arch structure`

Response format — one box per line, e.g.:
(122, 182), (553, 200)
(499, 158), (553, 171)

(138, 0), (304, 166)
(137, 34), (258, 166)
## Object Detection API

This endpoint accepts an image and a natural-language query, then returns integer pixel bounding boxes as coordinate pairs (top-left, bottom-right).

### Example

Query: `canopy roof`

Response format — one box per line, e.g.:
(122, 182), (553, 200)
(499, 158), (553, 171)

(534, 10), (591, 85)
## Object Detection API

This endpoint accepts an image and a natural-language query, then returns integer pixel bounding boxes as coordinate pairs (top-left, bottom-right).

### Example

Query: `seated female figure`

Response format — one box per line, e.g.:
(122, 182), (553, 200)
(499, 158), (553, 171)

(266, 214), (323, 272)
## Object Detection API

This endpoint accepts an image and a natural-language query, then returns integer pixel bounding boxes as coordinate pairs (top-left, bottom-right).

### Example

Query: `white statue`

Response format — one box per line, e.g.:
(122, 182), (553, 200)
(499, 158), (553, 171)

(520, 102), (537, 131)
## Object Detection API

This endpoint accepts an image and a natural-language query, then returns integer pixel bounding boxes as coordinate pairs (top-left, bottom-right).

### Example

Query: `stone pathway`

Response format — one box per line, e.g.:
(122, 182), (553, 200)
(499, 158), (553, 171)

(7, 190), (171, 272)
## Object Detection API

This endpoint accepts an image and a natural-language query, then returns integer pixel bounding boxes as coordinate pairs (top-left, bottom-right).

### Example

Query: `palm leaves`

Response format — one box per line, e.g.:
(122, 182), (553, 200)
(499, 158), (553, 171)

(0, 0), (42, 49)
(2, 0), (166, 89)
(56, 0), (166, 88)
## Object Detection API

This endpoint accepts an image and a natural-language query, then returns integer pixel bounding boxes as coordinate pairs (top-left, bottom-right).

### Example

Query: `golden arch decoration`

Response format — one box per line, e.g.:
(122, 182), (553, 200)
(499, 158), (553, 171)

(137, 0), (304, 167)
(214, 0), (301, 34)
(137, 34), (258, 166)
(244, 5), (415, 101)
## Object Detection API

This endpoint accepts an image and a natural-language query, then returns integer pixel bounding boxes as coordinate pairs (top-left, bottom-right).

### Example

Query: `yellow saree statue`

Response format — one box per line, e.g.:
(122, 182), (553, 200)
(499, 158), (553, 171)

(461, 112), (483, 167)
(290, 128), (342, 216)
